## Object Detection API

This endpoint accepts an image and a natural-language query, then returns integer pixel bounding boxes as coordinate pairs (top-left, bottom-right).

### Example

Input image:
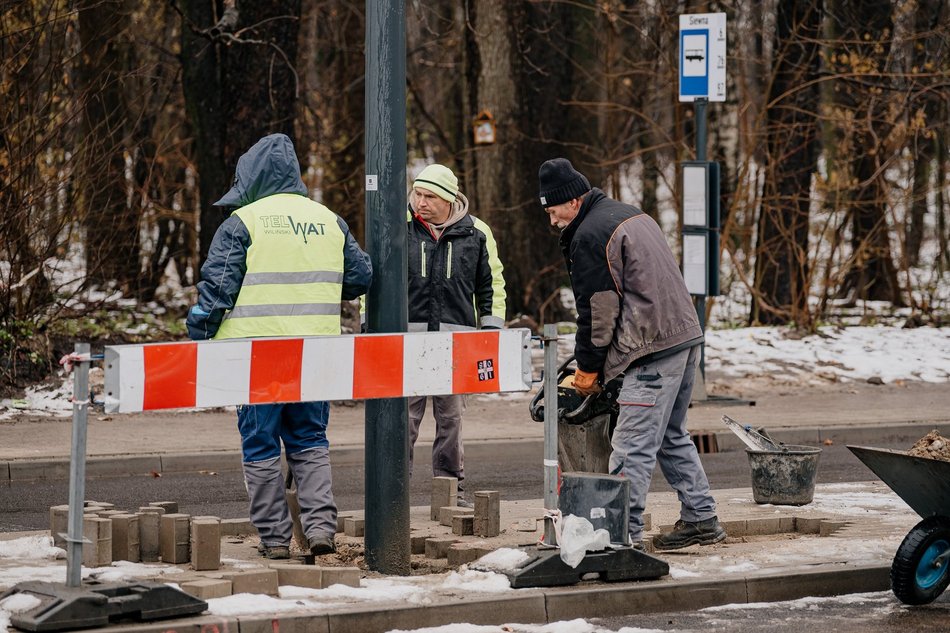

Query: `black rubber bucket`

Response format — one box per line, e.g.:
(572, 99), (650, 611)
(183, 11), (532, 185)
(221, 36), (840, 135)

(746, 445), (822, 505)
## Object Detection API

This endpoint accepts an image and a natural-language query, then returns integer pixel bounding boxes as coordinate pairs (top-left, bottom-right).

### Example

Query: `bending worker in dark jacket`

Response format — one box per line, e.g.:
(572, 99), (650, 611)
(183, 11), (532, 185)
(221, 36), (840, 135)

(187, 134), (372, 559)
(537, 157), (725, 551)
(407, 164), (506, 501)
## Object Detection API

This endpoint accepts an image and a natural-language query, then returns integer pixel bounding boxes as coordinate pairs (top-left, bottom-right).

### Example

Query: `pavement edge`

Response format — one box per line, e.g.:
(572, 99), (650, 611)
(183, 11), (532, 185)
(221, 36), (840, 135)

(94, 563), (891, 633)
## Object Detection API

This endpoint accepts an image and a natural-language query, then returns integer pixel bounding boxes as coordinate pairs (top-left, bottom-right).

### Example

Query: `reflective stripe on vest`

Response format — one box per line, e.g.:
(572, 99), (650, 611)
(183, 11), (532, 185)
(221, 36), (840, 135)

(215, 193), (346, 339)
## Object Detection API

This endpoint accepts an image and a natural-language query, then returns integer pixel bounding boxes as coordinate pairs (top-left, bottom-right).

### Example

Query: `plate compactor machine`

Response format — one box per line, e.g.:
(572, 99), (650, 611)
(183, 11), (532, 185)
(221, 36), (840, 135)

(492, 356), (668, 588)
(529, 355), (622, 474)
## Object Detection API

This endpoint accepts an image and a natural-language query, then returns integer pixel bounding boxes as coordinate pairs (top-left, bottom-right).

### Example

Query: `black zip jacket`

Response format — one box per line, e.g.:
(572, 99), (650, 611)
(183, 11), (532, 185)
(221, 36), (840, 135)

(408, 196), (506, 331)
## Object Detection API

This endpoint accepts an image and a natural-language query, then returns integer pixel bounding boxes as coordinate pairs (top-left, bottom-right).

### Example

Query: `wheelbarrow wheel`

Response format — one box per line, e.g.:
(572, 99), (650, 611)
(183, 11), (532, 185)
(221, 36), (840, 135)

(891, 515), (950, 605)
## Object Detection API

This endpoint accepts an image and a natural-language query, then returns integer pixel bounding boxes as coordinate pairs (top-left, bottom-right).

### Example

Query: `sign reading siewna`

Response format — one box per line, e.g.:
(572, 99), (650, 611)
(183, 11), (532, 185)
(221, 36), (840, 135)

(679, 13), (727, 103)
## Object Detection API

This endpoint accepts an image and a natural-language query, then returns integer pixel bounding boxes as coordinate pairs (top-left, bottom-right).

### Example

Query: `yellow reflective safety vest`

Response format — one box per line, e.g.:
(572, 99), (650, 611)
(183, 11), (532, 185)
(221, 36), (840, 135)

(214, 193), (346, 339)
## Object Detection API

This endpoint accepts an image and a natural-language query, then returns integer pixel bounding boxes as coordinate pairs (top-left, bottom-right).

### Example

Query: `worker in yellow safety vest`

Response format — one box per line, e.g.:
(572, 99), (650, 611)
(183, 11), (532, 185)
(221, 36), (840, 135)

(187, 133), (372, 560)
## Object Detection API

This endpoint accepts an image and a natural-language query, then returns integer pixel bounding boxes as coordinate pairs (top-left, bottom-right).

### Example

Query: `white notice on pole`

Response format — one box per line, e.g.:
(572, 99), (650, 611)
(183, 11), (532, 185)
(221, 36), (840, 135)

(683, 233), (708, 296)
(683, 165), (707, 227)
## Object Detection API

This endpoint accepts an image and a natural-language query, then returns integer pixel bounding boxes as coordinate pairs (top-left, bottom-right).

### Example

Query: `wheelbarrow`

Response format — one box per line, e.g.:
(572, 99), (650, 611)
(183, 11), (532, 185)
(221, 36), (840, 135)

(529, 355), (622, 473)
(849, 445), (950, 605)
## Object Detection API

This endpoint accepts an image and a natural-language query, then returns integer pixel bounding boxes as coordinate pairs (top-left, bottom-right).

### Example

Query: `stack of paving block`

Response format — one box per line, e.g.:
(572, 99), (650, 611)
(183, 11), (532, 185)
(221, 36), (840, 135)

(423, 477), (501, 566)
(49, 499), (222, 571)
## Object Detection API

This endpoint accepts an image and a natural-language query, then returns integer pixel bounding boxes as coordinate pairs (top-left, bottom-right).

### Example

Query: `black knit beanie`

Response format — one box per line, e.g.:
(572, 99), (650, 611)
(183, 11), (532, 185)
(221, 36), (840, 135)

(538, 158), (591, 208)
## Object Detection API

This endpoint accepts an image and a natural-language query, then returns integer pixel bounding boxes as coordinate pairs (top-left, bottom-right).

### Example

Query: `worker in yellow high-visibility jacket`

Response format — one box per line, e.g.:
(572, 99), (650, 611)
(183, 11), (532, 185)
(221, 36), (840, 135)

(187, 133), (372, 560)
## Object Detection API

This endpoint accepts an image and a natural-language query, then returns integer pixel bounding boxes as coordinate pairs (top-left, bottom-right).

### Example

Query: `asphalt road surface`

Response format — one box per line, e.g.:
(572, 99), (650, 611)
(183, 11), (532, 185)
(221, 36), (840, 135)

(0, 436), (910, 533)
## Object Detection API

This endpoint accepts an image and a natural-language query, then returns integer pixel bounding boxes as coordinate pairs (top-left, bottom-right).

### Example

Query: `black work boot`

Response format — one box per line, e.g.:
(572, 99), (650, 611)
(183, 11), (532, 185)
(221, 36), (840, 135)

(257, 543), (291, 559)
(652, 517), (727, 551)
(309, 534), (336, 556)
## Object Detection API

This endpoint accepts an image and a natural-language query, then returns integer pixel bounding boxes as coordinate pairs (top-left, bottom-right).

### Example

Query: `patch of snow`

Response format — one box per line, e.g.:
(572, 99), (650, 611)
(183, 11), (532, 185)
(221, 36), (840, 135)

(667, 567), (702, 579)
(721, 561), (758, 573)
(472, 547), (531, 572)
(207, 592), (313, 617)
(0, 594), (41, 613)
(0, 592), (42, 633)
(701, 590), (892, 612)
(0, 536), (64, 561)
(440, 569), (510, 593)
(385, 619), (665, 633)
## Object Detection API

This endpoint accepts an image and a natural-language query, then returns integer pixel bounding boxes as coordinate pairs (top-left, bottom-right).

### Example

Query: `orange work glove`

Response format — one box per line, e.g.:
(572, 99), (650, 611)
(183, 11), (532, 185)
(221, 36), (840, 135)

(573, 369), (602, 396)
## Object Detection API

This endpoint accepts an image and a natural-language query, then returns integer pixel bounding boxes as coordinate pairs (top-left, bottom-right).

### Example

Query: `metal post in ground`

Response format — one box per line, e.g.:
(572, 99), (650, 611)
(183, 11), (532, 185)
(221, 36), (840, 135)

(364, 0), (410, 575)
(65, 343), (90, 587)
(693, 97), (709, 385)
(542, 324), (559, 545)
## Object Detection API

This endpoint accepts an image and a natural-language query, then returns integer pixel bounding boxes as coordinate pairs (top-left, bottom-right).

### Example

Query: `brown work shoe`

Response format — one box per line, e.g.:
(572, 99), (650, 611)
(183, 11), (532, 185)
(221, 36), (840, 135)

(308, 534), (336, 556)
(652, 517), (726, 551)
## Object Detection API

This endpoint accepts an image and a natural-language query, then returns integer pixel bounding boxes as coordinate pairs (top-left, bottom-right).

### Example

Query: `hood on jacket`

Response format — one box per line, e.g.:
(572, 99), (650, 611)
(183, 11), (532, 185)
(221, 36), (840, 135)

(214, 133), (309, 208)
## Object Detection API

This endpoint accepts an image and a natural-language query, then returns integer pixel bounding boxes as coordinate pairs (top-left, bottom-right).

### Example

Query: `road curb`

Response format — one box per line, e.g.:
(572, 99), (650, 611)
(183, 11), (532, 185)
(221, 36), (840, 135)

(711, 420), (950, 452)
(3, 421), (946, 483)
(0, 439), (545, 482)
(93, 563), (891, 633)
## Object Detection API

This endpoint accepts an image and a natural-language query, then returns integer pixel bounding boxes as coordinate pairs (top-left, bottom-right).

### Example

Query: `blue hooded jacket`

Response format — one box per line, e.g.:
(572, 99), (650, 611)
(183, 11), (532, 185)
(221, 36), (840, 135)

(186, 134), (372, 340)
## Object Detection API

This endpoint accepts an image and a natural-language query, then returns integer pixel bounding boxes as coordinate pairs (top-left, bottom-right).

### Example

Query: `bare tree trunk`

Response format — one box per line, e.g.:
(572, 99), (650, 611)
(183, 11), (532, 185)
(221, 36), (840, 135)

(469, 0), (518, 221)
(938, 118), (950, 273)
(751, 0), (823, 328)
(905, 142), (931, 268)
(76, 0), (140, 293)
(303, 0), (365, 237)
(904, 0), (945, 268)
(180, 0), (302, 263)
(831, 0), (904, 305)
(467, 0), (576, 318)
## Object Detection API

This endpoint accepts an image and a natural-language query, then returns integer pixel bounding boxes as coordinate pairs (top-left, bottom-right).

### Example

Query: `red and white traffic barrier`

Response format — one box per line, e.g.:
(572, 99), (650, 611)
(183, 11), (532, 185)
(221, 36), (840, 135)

(103, 329), (532, 413)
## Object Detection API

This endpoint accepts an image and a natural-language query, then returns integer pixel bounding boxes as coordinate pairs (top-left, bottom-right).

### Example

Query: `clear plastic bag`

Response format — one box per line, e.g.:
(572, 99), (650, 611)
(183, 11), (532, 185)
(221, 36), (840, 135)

(559, 514), (611, 568)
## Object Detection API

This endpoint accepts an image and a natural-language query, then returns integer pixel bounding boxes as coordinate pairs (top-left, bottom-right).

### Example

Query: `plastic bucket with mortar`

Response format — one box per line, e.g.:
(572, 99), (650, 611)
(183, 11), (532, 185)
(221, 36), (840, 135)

(746, 444), (822, 505)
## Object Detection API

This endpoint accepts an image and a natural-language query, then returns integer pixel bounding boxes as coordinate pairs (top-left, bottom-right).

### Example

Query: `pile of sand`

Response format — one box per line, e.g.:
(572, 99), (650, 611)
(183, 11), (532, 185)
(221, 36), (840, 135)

(908, 430), (950, 462)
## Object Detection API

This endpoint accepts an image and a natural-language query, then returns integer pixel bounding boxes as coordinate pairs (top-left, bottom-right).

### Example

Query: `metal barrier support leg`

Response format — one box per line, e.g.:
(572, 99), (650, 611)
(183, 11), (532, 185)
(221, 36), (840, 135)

(66, 342), (90, 587)
(542, 324), (558, 546)
(0, 343), (208, 632)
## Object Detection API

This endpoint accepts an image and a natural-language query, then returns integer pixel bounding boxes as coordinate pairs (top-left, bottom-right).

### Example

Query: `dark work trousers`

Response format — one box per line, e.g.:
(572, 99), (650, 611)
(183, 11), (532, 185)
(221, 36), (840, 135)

(609, 345), (717, 542)
(408, 394), (465, 481)
(238, 401), (337, 547)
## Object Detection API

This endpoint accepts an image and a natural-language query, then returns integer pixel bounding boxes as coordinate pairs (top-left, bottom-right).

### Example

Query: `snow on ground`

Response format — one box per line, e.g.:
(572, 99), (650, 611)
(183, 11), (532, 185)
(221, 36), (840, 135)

(705, 325), (950, 385)
(1, 325), (947, 420)
(700, 590), (894, 613)
(385, 619), (665, 633)
(660, 482), (919, 581)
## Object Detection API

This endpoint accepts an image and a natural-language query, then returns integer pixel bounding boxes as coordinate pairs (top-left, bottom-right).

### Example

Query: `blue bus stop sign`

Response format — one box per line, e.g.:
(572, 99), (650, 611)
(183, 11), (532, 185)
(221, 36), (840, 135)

(679, 13), (727, 103)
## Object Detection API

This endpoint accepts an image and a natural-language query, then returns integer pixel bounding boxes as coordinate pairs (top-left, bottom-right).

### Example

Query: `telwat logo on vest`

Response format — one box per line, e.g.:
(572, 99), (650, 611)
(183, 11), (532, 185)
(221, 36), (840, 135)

(260, 215), (326, 244)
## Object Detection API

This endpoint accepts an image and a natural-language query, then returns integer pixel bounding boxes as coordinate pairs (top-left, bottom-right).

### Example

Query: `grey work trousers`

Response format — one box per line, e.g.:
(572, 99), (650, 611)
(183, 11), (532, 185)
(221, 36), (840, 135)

(243, 447), (337, 547)
(408, 394), (465, 480)
(609, 345), (716, 542)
